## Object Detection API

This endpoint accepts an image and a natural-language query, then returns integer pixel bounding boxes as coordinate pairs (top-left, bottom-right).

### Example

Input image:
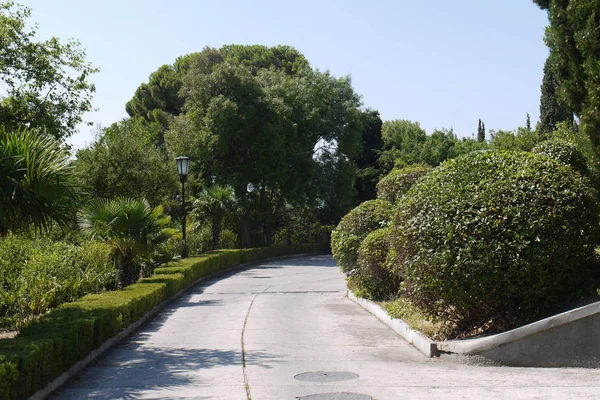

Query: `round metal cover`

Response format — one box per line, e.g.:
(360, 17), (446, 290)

(294, 371), (359, 382)
(297, 393), (373, 400)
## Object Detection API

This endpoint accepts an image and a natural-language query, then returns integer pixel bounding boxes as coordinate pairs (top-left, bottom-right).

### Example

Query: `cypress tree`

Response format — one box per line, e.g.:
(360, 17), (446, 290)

(477, 119), (485, 143)
(539, 56), (571, 138)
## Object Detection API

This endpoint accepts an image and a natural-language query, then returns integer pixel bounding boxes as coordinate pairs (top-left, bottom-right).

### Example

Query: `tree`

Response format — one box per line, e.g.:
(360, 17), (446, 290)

(378, 120), (427, 172)
(191, 185), (235, 250)
(477, 119), (486, 143)
(0, 127), (77, 234)
(0, 2), (97, 140)
(526, 113), (532, 132)
(125, 56), (191, 132)
(538, 56), (571, 137)
(74, 118), (179, 211)
(534, 0), (600, 144)
(163, 45), (363, 245)
(78, 198), (180, 287)
(354, 109), (384, 204)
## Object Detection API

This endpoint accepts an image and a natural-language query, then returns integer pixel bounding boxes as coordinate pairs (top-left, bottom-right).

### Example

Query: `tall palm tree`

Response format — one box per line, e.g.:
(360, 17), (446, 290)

(191, 185), (235, 250)
(0, 127), (77, 234)
(78, 197), (180, 287)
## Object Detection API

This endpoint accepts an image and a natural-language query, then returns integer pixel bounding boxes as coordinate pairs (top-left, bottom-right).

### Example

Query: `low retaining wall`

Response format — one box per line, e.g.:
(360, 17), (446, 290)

(348, 291), (600, 367)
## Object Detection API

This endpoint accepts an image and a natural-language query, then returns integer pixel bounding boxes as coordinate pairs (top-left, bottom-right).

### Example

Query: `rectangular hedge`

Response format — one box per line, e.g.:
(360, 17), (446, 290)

(0, 244), (321, 400)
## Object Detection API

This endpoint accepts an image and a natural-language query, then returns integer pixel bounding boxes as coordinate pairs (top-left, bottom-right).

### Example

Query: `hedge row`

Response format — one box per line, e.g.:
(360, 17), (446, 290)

(0, 244), (320, 400)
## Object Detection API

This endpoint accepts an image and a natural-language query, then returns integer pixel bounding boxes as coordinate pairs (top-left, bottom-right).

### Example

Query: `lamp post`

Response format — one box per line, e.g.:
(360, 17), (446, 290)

(176, 156), (190, 258)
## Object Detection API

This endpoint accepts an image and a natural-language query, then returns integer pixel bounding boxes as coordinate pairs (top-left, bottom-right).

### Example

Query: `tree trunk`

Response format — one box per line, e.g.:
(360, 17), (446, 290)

(117, 249), (136, 288)
(240, 218), (251, 248)
(212, 217), (222, 250)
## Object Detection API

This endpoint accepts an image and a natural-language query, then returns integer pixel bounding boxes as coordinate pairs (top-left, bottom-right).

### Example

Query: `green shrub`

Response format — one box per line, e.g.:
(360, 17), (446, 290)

(0, 244), (320, 399)
(393, 150), (600, 336)
(274, 224), (333, 247)
(532, 138), (589, 176)
(331, 199), (393, 274)
(353, 227), (399, 300)
(376, 165), (432, 203)
(187, 226), (239, 254)
(0, 235), (116, 330)
(219, 229), (239, 249)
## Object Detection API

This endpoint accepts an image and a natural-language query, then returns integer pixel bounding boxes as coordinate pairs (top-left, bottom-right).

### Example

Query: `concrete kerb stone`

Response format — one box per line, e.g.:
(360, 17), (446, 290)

(30, 252), (323, 400)
(348, 290), (600, 367)
(437, 301), (600, 355)
(346, 291), (439, 358)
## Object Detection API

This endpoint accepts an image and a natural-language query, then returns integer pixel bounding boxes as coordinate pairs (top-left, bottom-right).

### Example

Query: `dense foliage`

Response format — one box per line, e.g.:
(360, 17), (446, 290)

(0, 234), (116, 329)
(0, 2), (97, 139)
(78, 198), (180, 287)
(330, 199), (392, 274)
(376, 165), (432, 203)
(74, 118), (178, 209)
(0, 128), (77, 234)
(393, 151), (600, 335)
(539, 56), (572, 137)
(532, 138), (589, 176)
(534, 0), (600, 144)
(354, 227), (398, 300)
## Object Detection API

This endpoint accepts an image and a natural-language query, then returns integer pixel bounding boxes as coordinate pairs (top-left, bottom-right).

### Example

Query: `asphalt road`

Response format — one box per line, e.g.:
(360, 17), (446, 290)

(51, 255), (600, 400)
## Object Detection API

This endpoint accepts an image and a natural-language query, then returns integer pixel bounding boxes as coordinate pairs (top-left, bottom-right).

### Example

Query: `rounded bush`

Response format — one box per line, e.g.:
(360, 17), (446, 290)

(394, 150), (600, 334)
(354, 227), (399, 300)
(532, 138), (589, 176)
(376, 165), (432, 203)
(331, 199), (393, 274)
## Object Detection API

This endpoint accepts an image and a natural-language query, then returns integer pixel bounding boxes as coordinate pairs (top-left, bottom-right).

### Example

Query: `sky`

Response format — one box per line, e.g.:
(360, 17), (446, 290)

(19, 0), (550, 149)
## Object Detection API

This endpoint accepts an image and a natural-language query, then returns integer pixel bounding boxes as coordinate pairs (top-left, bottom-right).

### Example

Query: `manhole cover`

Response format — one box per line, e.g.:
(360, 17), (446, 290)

(294, 371), (359, 382)
(298, 393), (373, 400)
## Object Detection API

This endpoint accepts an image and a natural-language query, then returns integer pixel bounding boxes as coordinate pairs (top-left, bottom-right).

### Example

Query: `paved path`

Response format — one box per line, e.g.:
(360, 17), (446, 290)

(52, 255), (600, 400)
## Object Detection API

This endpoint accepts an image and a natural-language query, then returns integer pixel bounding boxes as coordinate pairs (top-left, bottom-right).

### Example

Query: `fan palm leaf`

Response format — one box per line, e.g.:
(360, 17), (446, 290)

(0, 127), (77, 233)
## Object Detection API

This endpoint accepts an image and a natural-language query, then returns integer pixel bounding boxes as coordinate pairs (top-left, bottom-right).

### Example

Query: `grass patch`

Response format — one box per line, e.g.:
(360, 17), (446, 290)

(384, 298), (454, 341)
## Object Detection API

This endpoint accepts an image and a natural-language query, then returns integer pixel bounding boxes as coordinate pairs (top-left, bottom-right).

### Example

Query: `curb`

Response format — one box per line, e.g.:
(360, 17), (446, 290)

(347, 291), (439, 357)
(31, 252), (324, 400)
(437, 300), (600, 355)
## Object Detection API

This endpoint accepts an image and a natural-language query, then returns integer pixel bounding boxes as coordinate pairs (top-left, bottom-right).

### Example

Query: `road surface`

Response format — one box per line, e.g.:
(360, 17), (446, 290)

(51, 255), (600, 399)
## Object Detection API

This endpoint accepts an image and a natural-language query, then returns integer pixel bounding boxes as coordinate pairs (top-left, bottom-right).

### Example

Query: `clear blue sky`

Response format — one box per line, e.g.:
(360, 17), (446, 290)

(21, 0), (549, 149)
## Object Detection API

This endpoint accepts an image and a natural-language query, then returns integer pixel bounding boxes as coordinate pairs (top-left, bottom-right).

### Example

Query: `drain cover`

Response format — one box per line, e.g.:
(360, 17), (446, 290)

(298, 393), (373, 400)
(294, 371), (359, 382)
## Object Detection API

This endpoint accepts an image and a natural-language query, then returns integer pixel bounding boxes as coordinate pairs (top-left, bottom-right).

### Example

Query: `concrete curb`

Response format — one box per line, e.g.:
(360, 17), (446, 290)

(437, 300), (600, 355)
(347, 291), (439, 357)
(31, 252), (323, 400)
(348, 290), (600, 367)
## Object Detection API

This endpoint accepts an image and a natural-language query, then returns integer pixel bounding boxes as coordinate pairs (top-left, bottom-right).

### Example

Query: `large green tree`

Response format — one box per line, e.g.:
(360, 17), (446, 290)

(354, 110), (384, 204)
(534, 0), (600, 144)
(378, 120), (427, 172)
(538, 55), (572, 137)
(159, 45), (362, 245)
(0, 2), (97, 140)
(74, 118), (179, 210)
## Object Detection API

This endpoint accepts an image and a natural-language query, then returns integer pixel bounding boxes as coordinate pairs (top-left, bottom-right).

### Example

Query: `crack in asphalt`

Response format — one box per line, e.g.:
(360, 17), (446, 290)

(241, 285), (271, 400)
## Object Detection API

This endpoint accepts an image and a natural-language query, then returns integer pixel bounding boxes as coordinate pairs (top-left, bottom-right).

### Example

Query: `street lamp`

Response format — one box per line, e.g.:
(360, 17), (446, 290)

(176, 156), (190, 258)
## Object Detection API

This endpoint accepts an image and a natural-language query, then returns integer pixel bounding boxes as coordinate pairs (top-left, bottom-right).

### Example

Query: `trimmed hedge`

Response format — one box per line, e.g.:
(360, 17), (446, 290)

(393, 150), (600, 336)
(330, 199), (393, 275)
(0, 244), (320, 400)
(376, 165), (432, 203)
(532, 138), (589, 176)
(353, 227), (399, 300)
